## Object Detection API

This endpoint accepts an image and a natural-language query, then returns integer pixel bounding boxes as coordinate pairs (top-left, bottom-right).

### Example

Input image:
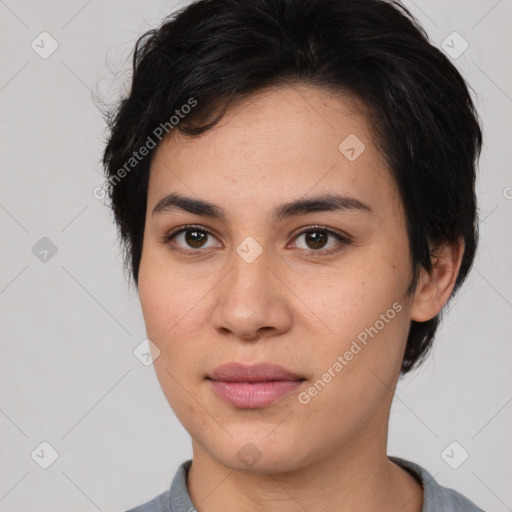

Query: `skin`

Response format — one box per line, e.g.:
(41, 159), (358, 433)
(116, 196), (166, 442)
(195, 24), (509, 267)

(137, 84), (464, 512)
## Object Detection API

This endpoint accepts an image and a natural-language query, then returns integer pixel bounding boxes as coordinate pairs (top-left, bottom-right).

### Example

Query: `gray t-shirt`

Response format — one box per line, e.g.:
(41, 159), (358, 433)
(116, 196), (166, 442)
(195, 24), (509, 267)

(125, 457), (484, 512)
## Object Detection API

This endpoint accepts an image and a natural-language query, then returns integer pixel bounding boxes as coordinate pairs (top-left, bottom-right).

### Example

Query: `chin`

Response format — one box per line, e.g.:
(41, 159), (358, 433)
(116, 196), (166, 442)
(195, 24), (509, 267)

(200, 434), (313, 474)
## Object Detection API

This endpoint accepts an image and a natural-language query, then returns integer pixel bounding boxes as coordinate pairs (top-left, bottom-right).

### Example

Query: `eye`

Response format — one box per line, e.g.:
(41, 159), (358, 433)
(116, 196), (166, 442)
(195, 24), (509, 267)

(159, 224), (351, 257)
(160, 225), (221, 255)
(290, 225), (350, 256)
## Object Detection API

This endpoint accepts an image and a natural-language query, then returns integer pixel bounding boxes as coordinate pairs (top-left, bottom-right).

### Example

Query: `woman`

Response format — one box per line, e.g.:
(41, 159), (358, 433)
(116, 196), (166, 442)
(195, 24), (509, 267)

(102, 0), (484, 510)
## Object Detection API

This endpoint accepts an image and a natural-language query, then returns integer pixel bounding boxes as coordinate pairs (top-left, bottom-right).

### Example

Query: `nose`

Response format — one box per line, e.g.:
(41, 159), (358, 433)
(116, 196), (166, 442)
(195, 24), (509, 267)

(210, 245), (293, 341)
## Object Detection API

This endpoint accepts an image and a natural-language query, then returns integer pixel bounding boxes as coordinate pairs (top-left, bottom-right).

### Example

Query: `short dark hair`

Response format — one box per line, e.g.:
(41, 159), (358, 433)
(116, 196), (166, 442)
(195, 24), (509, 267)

(102, 0), (482, 375)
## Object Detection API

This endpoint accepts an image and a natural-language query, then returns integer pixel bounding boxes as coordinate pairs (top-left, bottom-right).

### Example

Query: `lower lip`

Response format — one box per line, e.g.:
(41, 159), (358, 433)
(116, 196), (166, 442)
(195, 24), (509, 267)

(208, 379), (304, 408)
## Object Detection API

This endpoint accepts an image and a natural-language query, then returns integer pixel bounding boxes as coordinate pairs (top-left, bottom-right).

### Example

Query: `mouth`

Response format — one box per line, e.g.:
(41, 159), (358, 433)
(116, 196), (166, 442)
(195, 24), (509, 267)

(206, 362), (306, 409)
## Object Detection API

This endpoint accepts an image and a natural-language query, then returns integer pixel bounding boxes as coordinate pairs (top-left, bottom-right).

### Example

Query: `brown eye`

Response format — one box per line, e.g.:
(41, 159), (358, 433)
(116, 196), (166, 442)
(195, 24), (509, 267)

(291, 226), (350, 256)
(163, 225), (221, 253)
(184, 229), (208, 248)
(161, 224), (350, 258)
(303, 230), (329, 250)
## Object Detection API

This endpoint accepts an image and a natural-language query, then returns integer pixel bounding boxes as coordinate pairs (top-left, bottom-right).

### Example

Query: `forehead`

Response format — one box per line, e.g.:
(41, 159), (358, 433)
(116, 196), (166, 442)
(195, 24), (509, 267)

(148, 84), (399, 222)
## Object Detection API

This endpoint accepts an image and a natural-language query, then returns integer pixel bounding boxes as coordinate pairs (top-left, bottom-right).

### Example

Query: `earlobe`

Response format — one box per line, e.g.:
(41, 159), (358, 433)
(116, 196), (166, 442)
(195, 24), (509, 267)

(410, 237), (465, 322)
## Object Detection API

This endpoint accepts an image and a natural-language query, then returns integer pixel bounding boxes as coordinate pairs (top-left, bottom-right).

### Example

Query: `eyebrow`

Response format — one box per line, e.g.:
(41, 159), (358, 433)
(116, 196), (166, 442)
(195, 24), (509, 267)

(152, 192), (373, 222)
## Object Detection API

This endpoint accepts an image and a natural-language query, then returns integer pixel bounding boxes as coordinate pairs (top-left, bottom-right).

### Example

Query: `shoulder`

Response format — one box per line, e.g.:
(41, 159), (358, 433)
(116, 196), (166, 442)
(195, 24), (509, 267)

(122, 459), (193, 512)
(124, 490), (170, 512)
(390, 456), (485, 512)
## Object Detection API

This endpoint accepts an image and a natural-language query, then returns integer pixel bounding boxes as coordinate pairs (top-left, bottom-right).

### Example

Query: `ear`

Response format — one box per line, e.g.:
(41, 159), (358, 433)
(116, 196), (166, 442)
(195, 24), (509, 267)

(410, 237), (465, 322)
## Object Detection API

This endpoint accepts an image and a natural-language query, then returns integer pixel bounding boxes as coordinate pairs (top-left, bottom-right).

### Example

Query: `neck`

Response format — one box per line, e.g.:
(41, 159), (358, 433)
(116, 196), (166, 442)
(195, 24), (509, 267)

(187, 416), (423, 512)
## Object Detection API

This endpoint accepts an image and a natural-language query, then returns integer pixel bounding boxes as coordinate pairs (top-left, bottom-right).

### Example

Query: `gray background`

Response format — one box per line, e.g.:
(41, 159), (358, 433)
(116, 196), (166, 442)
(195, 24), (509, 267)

(0, 0), (511, 511)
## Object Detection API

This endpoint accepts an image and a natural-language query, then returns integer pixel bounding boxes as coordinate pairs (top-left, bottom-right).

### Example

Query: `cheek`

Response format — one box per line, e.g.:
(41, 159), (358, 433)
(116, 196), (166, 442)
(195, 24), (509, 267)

(293, 250), (411, 387)
(138, 255), (204, 412)
(137, 248), (215, 390)
(298, 302), (410, 438)
(138, 246), (203, 340)
(291, 255), (405, 338)
(137, 269), (169, 341)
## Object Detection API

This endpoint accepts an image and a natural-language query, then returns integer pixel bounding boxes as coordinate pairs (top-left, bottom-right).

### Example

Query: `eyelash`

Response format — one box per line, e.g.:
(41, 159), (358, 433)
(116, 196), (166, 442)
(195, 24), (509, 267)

(158, 224), (352, 258)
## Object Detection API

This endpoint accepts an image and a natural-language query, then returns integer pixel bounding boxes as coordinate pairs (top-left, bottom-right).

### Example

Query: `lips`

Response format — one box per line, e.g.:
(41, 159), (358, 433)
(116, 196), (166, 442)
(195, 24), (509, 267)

(207, 362), (305, 408)
(208, 362), (304, 382)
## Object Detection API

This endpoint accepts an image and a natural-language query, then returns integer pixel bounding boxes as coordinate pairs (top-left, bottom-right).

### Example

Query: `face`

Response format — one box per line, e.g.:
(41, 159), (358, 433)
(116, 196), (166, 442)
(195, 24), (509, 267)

(138, 84), (418, 473)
